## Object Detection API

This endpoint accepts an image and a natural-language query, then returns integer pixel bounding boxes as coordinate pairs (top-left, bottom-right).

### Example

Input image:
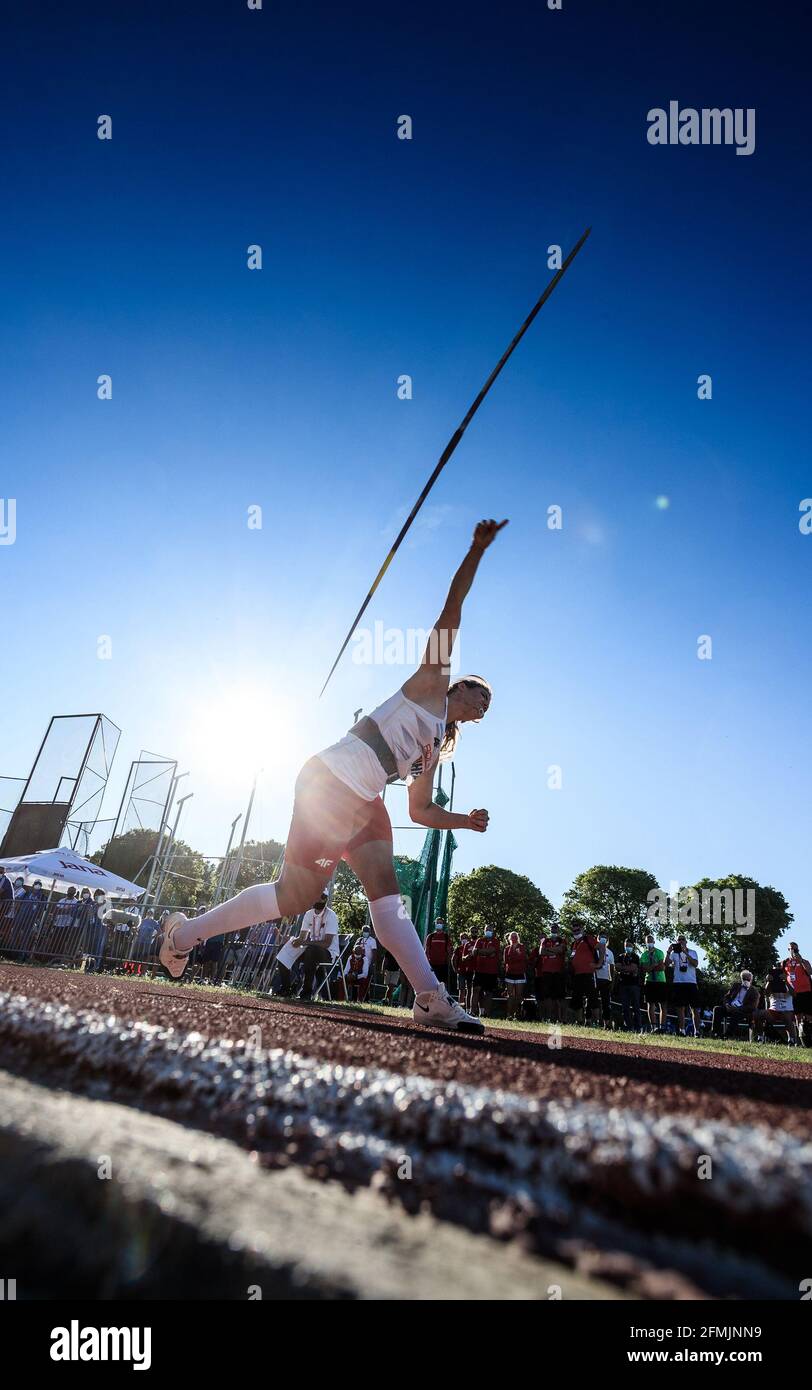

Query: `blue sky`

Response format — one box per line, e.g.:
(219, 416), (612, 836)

(2, 0), (810, 954)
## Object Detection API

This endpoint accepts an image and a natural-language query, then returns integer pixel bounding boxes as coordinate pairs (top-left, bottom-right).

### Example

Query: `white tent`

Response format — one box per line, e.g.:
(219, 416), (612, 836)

(0, 849), (144, 899)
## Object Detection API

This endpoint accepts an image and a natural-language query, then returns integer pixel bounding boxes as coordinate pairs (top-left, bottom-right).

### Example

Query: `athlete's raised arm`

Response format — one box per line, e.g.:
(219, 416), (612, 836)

(402, 518), (507, 712)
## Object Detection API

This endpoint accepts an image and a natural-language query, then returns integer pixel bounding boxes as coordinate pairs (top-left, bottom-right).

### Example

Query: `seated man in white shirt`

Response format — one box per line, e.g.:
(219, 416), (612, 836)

(711, 971), (760, 1040)
(276, 891), (340, 1000)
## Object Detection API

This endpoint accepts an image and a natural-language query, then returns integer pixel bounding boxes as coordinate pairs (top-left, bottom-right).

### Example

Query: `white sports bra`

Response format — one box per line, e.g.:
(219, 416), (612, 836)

(316, 687), (447, 800)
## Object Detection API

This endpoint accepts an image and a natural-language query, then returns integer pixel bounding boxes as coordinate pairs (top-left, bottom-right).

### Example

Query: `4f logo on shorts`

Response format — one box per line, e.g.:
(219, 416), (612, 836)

(315, 858), (334, 869)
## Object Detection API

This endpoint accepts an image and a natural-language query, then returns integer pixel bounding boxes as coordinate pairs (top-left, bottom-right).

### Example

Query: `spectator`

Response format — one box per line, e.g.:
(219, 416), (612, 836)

(0, 866), (15, 947)
(451, 933), (472, 1009)
(346, 940), (367, 1000)
(568, 918), (604, 1026)
(783, 943), (812, 1047)
(53, 886), (78, 933)
(503, 930), (528, 1020)
(595, 931), (615, 1029)
(712, 970), (760, 1040)
(109, 907), (136, 967)
(640, 933), (668, 1033)
(49, 886), (79, 960)
(424, 919), (450, 985)
(13, 879), (47, 959)
(133, 912), (160, 964)
(665, 935), (700, 1036)
(615, 939), (643, 1032)
(297, 891), (340, 1000)
(532, 924), (567, 1024)
(78, 889), (108, 972)
(469, 926), (501, 1017)
(757, 965), (798, 1044)
(381, 947), (401, 1004)
(354, 925), (377, 1001)
(0, 864), (14, 909)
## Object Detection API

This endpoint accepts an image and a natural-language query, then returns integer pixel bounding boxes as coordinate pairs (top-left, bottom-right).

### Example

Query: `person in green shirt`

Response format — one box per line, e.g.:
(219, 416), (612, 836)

(640, 934), (668, 1033)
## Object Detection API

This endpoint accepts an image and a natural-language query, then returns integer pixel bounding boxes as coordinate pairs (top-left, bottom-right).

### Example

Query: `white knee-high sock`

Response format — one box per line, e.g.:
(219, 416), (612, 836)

(368, 894), (438, 995)
(173, 882), (280, 953)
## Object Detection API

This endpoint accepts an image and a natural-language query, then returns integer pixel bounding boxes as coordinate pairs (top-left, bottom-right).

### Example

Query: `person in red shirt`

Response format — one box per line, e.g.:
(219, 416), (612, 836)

(452, 932), (474, 1011)
(424, 919), (450, 985)
(345, 942), (367, 1001)
(470, 928), (501, 1017)
(783, 943), (812, 1046)
(503, 931), (528, 1020)
(531, 924), (567, 1023)
(568, 917), (605, 1025)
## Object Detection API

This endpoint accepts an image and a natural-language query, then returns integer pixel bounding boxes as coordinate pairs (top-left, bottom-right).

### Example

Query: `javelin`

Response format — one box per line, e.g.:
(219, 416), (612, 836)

(320, 226), (591, 697)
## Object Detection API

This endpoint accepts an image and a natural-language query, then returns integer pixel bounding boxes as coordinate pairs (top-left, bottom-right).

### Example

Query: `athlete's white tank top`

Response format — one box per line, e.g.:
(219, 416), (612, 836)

(317, 688), (447, 801)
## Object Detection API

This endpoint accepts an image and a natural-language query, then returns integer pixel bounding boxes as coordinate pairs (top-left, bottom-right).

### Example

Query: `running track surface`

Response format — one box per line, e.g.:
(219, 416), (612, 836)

(2, 963), (810, 1137)
(2, 962), (811, 1300)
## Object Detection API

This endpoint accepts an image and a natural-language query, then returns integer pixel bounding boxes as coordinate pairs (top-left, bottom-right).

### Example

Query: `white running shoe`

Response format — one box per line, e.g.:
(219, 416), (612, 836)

(413, 982), (485, 1034)
(159, 911), (192, 980)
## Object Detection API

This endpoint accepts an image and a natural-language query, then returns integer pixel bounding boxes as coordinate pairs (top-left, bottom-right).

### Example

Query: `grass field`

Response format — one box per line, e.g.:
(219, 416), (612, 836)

(131, 969), (812, 1066)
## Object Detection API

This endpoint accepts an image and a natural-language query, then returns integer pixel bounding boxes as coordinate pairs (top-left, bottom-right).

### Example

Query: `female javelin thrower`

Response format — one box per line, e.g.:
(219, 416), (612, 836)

(161, 518), (507, 1032)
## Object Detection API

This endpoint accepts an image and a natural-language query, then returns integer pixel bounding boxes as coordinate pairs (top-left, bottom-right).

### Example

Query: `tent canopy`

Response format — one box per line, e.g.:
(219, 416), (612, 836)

(0, 849), (144, 899)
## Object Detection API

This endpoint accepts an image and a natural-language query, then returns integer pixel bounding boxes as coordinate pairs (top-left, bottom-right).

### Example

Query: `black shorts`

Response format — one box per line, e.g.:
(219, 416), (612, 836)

(792, 991), (812, 1016)
(644, 980), (668, 1002)
(473, 971), (497, 992)
(536, 973), (566, 1000)
(570, 973), (598, 1005)
(670, 982), (699, 1005)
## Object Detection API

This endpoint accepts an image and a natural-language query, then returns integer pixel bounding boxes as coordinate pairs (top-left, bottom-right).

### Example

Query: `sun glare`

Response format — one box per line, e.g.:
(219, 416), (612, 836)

(183, 683), (304, 790)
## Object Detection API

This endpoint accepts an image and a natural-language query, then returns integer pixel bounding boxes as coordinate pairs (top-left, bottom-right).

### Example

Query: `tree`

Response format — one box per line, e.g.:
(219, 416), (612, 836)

(93, 827), (215, 909)
(330, 861), (368, 934)
(561, 864), (660, 945)
(681, 874), (792, 980)
(447, 865), (554, 946)
(93, 828), (157, 886)
(232, 839), (286, 892)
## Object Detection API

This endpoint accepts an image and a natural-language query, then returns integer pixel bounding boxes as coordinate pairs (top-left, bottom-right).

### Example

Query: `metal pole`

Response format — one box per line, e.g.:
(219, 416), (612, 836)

(144, 771), (187, 904)
(215, 814), (242, 903)
(224, 776), (257, 900)
(152, 791), (193, 906)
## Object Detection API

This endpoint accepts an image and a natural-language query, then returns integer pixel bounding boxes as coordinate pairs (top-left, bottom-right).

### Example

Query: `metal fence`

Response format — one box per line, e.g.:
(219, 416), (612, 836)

(0, 898), (386, 1001)
(0, 897), (157, 973)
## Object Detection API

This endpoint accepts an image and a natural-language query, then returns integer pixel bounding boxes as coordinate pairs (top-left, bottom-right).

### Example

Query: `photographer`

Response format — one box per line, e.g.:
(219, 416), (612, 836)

(665, 935), (700, 1037)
